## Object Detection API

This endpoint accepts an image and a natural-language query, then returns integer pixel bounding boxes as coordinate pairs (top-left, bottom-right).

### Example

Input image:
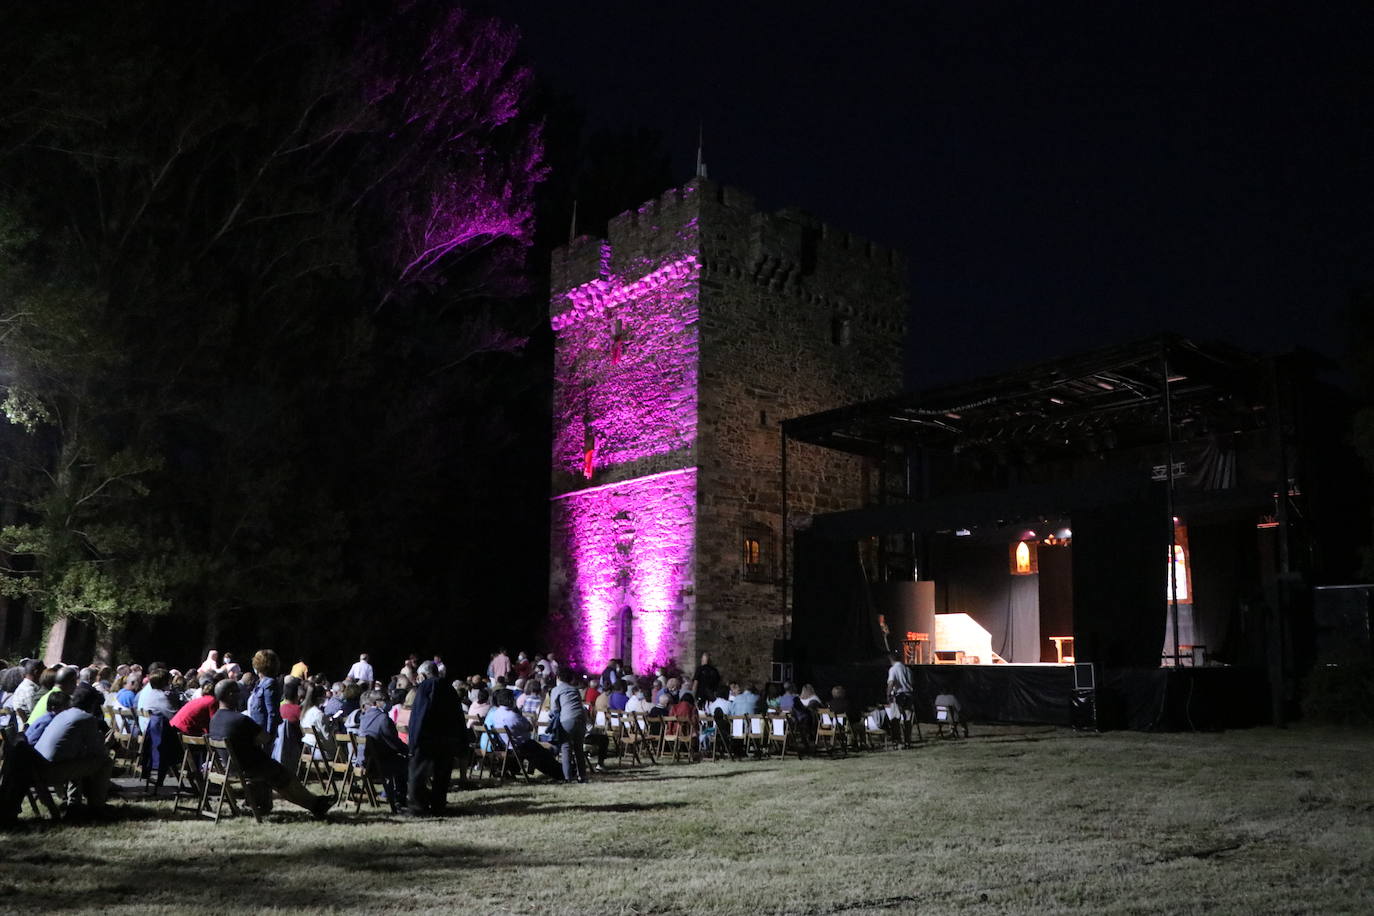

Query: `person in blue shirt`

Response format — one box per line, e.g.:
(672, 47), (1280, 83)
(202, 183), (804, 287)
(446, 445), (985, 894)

(23, 689), (71, 746)
(247, 649), (283, 736)
(115, 674), (140, 711)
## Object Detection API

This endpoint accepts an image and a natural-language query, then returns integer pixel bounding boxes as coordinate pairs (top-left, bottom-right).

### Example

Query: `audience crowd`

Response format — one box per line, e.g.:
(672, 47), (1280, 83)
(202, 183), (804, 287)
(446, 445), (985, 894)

(1, 646), (918, 823)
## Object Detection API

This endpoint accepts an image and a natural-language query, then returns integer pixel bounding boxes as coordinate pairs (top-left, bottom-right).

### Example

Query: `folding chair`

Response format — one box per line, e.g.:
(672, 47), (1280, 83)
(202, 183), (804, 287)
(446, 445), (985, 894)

(657, 716), (695, 763)
(766, 714), (792, 758)
(629, 711), (659, 764)
(341, 735), (383, 811)
(492, 727), (530, 781)
(112, 706), (142, 775)
(297, 726), (332, 790)
(469, 724), (496, 783)
(201, 737), (263, 824)
(173, 733), (208, 813)
(863, 708), (889, 750)
(814, 708), (838, 754)
(746, 714), (767, 758)
(935, 694), (969, 739)
(326, 732), (353, 798)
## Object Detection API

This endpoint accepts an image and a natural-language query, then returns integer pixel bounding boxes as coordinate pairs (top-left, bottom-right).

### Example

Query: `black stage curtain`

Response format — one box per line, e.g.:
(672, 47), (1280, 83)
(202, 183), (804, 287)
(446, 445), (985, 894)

(1072, 492), (1169, 668)
(1100, 667), (1271, 730)
(791, 530), (886, 672)
(1189, 520), (1261, 665)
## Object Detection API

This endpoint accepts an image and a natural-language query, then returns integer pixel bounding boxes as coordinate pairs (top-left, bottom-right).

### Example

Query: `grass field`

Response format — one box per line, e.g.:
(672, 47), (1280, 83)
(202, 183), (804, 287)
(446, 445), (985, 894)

(4, 725), (1373, 914)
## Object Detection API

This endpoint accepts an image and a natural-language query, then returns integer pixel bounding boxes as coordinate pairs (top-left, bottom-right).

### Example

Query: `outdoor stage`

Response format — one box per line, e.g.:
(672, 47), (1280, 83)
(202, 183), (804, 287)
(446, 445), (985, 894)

(807, 660), (1272, 731)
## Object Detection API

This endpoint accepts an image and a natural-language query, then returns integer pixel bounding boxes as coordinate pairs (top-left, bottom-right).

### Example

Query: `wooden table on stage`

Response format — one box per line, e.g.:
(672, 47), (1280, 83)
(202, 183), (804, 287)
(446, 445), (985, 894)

(1049, 635), (1075, 664)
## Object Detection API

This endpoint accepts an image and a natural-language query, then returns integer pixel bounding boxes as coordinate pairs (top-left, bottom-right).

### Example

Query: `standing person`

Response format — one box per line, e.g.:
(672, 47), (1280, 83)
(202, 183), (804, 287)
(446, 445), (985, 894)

(348, 654), (375, 685)
(887, 651), (916, 747)
(548, 669), (590, 783)
(406, 661), (464, 816)
(690, 652), (721, 701)
(247, 650), (283, 736)
(490, 648), (511, 682)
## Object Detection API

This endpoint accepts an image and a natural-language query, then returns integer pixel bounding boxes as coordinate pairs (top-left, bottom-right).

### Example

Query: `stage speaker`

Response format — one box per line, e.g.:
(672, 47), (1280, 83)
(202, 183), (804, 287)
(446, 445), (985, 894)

(1071, 689), (1097, 731)
(1312, 585), (1373, 665)
(1073, 662), (1096, 691)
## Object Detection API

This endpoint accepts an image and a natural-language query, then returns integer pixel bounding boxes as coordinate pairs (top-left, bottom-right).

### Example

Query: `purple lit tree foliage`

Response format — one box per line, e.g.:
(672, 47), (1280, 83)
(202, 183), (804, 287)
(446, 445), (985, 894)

(0, 0), (545, 659)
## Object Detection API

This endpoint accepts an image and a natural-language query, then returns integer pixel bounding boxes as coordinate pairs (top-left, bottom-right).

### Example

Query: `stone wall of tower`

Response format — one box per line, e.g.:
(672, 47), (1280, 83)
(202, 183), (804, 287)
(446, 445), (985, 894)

(548, 178), (906, 682)
(548, 186), (705, 673)
(692, 181), (907, 684)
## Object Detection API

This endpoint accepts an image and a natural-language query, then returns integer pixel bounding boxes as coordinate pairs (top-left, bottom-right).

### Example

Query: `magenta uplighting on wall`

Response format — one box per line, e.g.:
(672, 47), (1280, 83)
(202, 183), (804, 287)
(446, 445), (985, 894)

(551, 250), (702, 672)
(551, 469), (696, 672)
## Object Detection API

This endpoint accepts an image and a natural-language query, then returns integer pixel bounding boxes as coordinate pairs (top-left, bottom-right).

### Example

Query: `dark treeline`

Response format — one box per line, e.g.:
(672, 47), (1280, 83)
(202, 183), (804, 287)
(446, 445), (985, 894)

(0, 0), (672, 677)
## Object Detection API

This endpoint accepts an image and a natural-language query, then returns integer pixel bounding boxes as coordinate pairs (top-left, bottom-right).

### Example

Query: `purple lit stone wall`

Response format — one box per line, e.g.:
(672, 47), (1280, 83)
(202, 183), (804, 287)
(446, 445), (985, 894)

(549, 179), (906, 681)
(549, 469), (696, 673)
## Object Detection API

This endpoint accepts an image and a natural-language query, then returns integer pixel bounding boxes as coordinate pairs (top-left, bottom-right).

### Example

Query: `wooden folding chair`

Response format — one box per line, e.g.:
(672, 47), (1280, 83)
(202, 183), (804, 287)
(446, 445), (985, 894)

(201, 737), (263, 824)
(469, 724), (496, 783)
(326, 732), (353, 798)
(766, 714), (792, 758)
(172, 733), (208, 813)
(814, 708), (837, 752)
(746, 714), (767, 757)
(629, 711), (659, 764)
(112, 706), (142, 775)
(863, 708), (889, 750)
(658, 716), (697, 763)
(297, 726), (332, 789)
(341, 735), (383, 811)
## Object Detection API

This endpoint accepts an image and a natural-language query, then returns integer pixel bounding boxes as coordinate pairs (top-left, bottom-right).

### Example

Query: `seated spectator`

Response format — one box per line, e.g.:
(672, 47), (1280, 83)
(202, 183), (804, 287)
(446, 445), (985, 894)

(23, 690), (72, 746)
(220, 653), (242, 677)
(290, 659), (309, 680)
(358, 689), (408, 809)
(136, 670), (181, 731)
(707, 689), (732, 717)
(115, 674), (140, 711)
(300, 682), (329, 747)
(198, 650), (220, 676)
(829, 685), (849, 716)
(607, 683), (628, 711)
(624, 686), (651, 714)
(583, 680), (600, 711)
(170, 683), (219, 737)
(484, 689), (563, 778)
(322, 683), (346, 719)
(777, 682), (798, 712)
(518, 681), (543, 718)
(34, 701), (114, 814)
(732, 683), (761, 716)
(466, 688), (491, 723)
(388, 690), (413, 744)
(207, 679), (333, 817)
(27, 666), (61, 721)
(279, 680), (303, 723)
(797, 684), (822, 709)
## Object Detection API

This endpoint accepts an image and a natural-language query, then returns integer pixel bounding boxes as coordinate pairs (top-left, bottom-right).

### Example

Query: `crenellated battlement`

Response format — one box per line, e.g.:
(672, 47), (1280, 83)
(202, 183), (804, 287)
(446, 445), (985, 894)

(550, 177), (906, 325)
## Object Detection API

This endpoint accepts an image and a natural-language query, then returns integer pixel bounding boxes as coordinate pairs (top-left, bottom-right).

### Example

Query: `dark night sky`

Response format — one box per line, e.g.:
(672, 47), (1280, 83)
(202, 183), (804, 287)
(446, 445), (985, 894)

(493, 2), (1372, 389)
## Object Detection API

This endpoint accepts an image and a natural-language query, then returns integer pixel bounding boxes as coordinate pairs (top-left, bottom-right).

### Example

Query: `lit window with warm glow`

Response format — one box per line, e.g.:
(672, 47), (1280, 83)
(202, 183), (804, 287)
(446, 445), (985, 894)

(742, 523), (774, 583)
(1167, 544), (1190, 602)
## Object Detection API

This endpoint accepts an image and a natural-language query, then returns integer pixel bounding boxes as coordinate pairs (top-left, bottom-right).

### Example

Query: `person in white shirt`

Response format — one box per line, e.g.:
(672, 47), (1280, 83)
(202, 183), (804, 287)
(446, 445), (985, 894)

(624, 686), (651, 714)
(886, 652), (916, 746)
(347, 653), (375, 685)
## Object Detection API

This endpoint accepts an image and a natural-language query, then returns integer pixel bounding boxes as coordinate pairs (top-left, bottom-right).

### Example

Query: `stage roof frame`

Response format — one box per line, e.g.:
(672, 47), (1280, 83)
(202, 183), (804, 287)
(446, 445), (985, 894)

(781, 334), (1275, 460)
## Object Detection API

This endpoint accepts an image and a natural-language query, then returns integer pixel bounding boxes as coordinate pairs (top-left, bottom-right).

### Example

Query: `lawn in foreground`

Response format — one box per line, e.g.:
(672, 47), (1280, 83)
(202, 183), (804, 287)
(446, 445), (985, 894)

(3, 725), (1373, 914)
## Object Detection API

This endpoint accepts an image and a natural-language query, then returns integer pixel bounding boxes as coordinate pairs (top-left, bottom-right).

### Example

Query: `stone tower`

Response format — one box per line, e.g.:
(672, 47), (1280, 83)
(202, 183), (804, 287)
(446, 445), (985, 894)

(548, 177), (906, 683)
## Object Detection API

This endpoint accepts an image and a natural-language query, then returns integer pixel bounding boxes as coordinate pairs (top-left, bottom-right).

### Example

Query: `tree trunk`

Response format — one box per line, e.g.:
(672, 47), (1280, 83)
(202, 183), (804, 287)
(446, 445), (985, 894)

(43, 616), (69, 665)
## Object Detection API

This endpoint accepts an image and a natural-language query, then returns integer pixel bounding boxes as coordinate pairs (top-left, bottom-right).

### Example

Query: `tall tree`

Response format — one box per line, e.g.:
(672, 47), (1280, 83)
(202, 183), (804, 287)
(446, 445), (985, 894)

(0, 0), (544, 662)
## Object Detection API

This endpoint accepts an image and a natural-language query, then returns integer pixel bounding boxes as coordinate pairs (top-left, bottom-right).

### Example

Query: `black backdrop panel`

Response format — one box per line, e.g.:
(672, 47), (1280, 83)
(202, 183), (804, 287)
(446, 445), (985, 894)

(791, 530), (886, 671)
(1072, 491), (1169, 667)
